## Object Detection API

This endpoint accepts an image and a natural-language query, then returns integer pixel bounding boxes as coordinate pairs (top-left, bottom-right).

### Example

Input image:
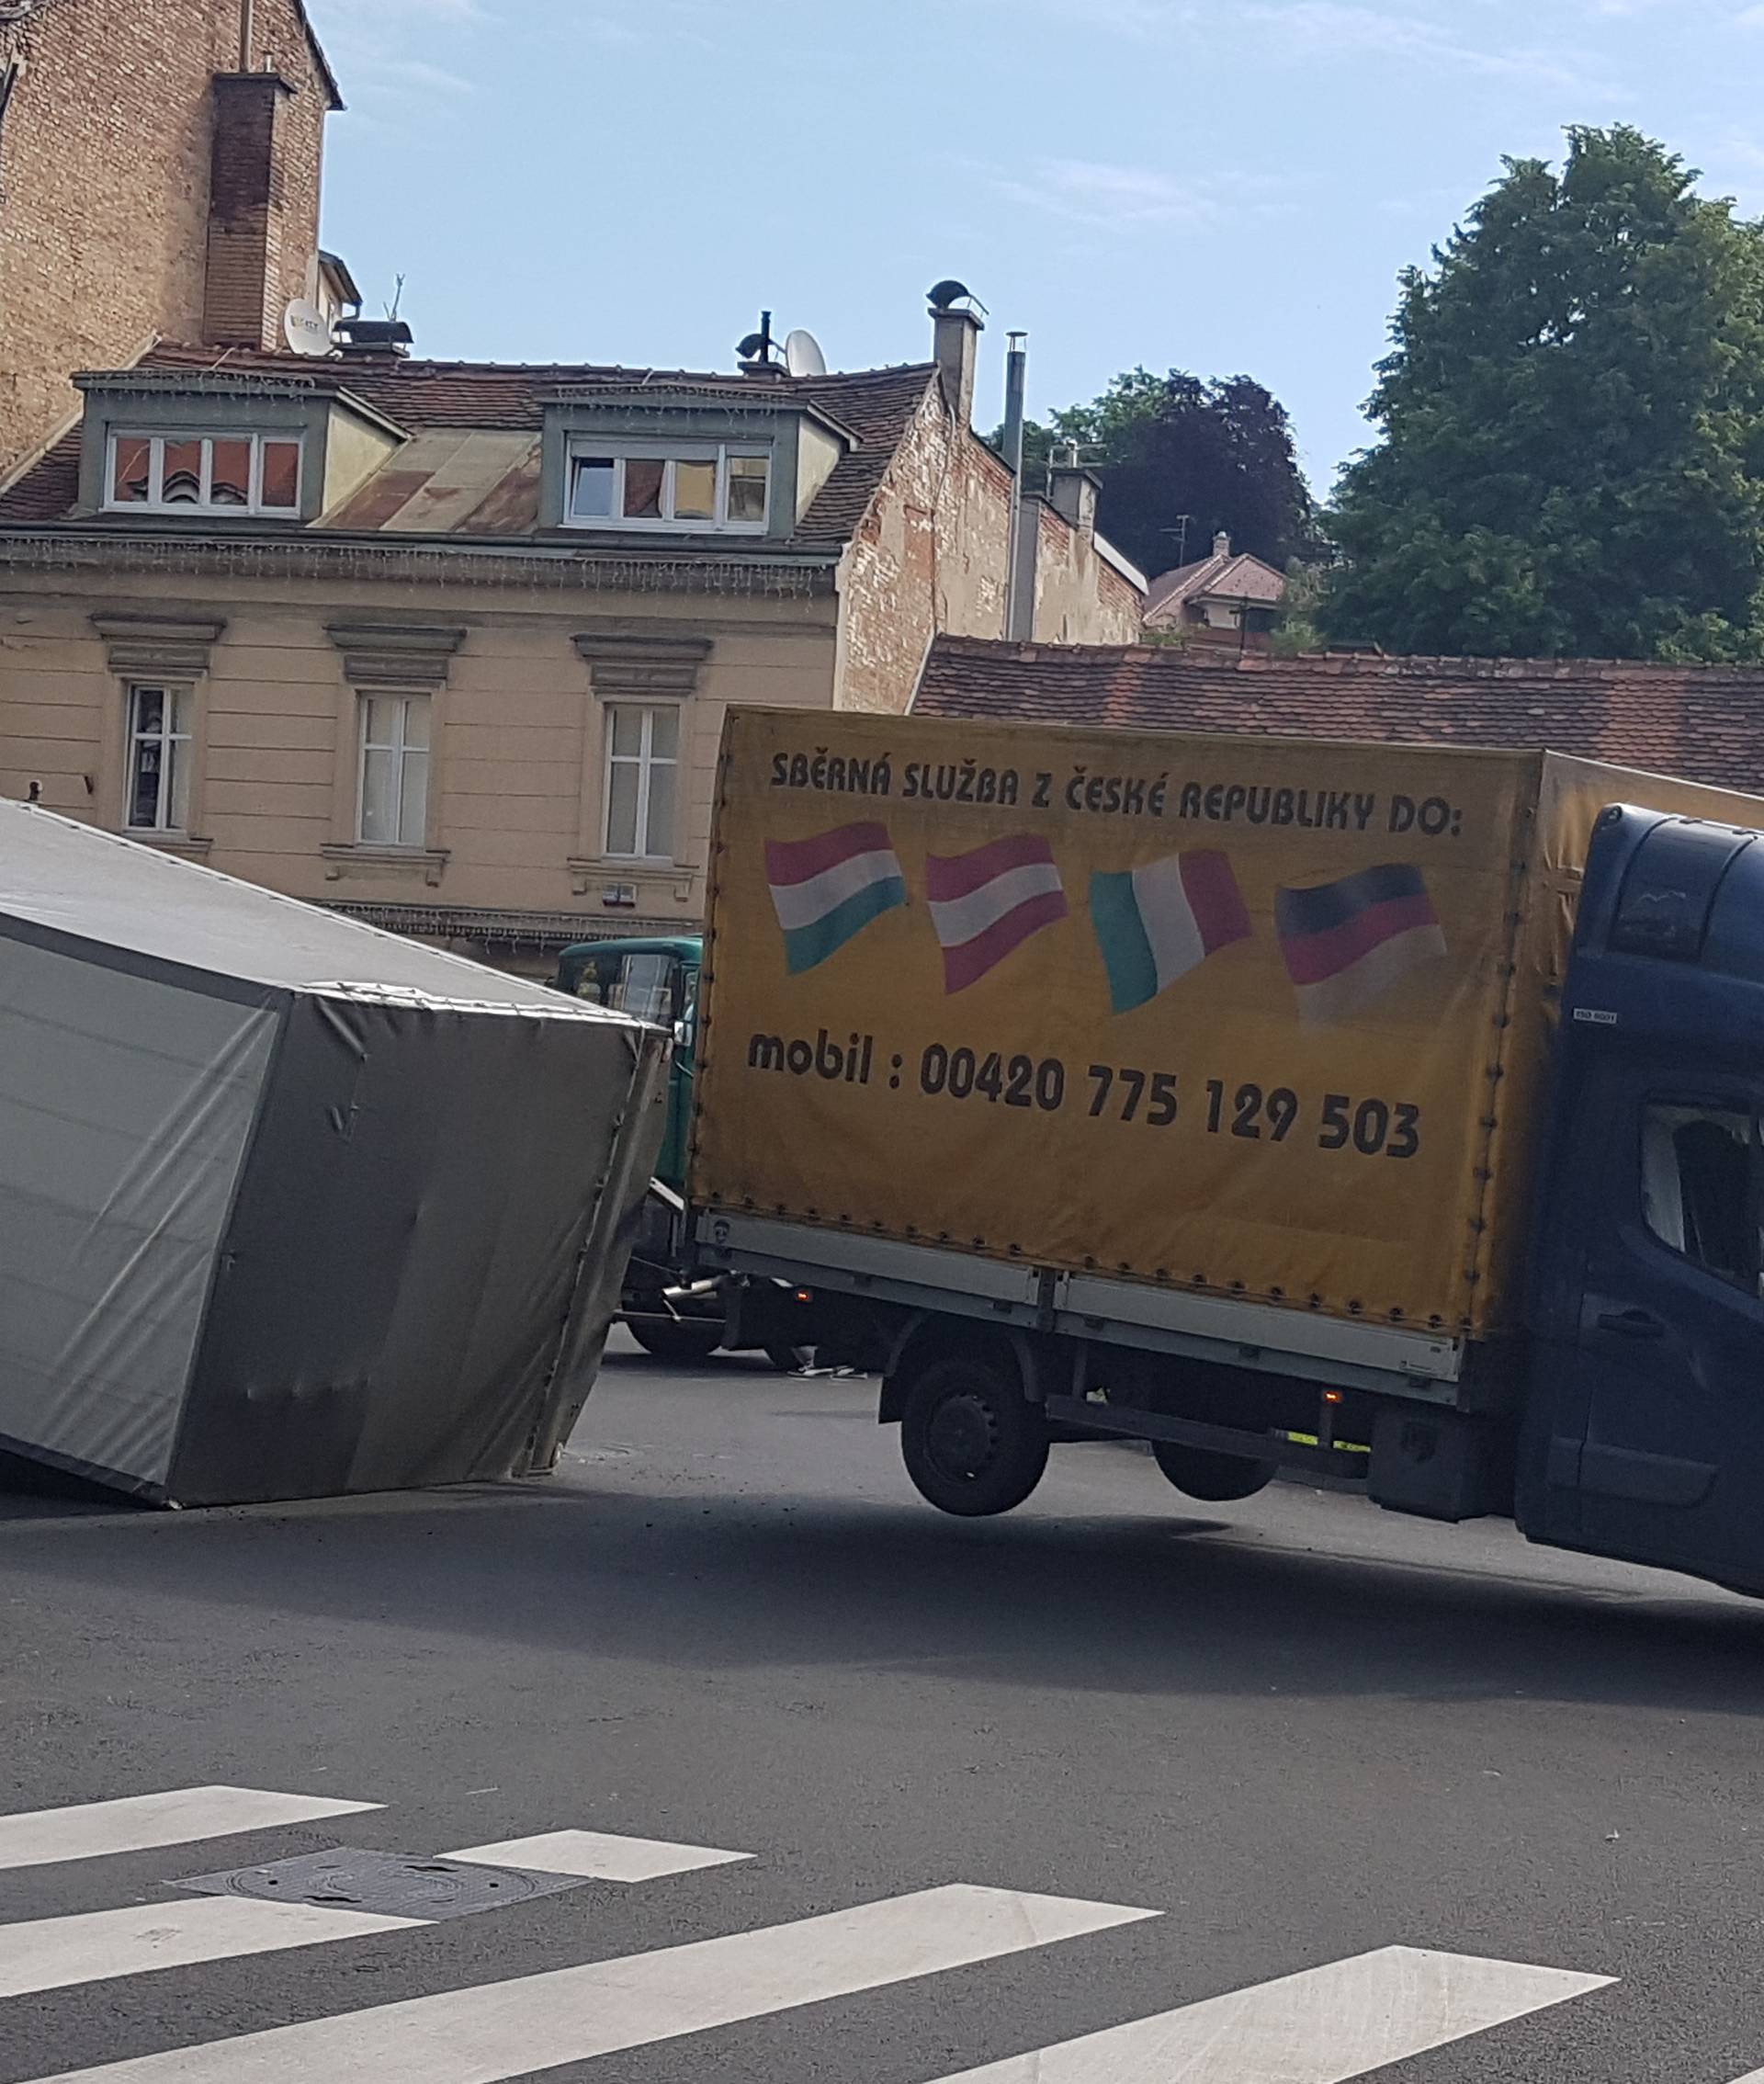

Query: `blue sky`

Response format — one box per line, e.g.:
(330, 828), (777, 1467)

(304, 0), (1764, 498)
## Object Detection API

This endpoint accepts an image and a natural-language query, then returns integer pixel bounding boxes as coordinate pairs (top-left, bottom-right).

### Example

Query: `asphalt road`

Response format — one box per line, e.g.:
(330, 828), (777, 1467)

(4, 1335), (1764, 2082)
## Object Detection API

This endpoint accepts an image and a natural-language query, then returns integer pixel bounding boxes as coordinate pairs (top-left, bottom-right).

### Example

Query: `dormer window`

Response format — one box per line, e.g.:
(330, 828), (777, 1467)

(106, 432), (302, 516)
(564, 440), (770, 533)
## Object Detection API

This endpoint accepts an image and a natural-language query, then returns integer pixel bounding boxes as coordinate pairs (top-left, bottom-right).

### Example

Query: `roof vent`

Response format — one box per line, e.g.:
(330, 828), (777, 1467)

(737, 309), (786, 380)
(334, 316), (413, 358)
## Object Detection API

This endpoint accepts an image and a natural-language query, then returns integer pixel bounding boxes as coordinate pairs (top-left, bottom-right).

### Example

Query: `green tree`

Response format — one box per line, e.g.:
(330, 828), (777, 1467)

(993, 369), (1319, 578)
(1323, 126), (1764, 659)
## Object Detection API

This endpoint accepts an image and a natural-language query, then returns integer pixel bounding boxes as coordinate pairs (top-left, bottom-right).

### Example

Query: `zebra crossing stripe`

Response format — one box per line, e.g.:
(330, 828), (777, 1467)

(0, 1787), (380, 1874)
(0, 1897), (423, 1999)
(10, 1883), (1158, 2083)
(441, 1829), (750, 1883)
(922, 1942), (1612, 2081)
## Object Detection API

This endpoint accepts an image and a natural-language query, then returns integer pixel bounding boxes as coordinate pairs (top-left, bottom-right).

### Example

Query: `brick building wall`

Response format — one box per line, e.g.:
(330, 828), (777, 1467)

(0, 0), (334, 484)
(835, 385), (1020, 716)
(835, 384), (1144, 714)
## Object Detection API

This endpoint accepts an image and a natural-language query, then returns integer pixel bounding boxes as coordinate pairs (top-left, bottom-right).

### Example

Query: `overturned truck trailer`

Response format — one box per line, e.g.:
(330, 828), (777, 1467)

(0, 802), (668, 1506)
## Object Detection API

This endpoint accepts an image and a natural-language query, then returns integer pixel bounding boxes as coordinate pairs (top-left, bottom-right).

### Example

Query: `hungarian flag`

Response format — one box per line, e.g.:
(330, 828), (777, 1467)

(925, 833), (1068, 993)
(765, 821), (908, 974)
(1090, 851), (1251, 1014)
(1275, 864), (1446, 1024)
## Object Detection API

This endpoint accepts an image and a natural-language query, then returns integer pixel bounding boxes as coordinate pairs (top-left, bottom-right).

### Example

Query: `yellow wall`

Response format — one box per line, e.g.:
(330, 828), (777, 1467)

(0, 565), (839, 944)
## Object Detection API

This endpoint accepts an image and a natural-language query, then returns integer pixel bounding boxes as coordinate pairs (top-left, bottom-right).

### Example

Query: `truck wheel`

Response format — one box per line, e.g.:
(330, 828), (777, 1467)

(900, 1358), (1048, 1516)
(1151, 1438), (1277, 1502)
(628, 1319), (723, 1364)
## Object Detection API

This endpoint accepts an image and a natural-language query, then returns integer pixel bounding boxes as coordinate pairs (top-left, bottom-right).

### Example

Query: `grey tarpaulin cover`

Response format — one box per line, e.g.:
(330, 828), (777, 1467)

(0, 802), (668, 1505)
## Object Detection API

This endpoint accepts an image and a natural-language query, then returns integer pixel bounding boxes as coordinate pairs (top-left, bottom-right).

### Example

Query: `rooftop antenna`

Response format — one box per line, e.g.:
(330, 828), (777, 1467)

(1161, 515), (1194, 566)
(385, 274), (405, 323)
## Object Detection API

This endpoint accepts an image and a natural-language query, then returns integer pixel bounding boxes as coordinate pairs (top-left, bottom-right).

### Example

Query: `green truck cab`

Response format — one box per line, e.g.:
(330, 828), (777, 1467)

(555, 934), (813, 1367)
(556, 935), (699, 1192)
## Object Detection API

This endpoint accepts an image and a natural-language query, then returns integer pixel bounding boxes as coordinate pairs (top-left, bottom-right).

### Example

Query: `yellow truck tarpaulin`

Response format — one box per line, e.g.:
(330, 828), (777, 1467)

(693, 710), (1764, 1341)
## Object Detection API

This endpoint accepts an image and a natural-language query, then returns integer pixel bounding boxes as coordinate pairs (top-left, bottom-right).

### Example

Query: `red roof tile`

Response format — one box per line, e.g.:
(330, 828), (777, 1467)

(915, 635), (1764, 794)
(0, 431), (80, 521)
(0, 344), (935, 548)
(1144, 549), (1286, 624)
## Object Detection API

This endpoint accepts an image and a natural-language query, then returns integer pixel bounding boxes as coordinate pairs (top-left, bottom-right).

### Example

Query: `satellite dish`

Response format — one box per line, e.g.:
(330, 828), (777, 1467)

(283, 299), (334, 357)
(785, 328), (827, 378)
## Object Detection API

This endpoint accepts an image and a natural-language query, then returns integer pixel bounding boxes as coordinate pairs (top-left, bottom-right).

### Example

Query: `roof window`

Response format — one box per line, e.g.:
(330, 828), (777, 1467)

(564, 440), (769, 534)
(106, 432), (302, 516)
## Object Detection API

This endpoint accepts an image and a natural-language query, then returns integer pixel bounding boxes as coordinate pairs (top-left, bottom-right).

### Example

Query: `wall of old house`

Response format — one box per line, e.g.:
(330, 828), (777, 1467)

(0, 0), (331, 485)
(834, 384), (1012, 715)
(0, 562), (839, 957)
(835, 388), (1145, 712)
(1031, 503), (1147, 647)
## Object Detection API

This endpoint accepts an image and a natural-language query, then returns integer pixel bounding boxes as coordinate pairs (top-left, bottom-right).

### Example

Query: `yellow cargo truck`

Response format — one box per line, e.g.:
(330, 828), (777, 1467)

(689, 708), (1764, 1596)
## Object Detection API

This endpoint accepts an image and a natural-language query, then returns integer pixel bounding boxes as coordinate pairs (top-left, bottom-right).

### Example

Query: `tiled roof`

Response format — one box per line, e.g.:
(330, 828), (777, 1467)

(915, 635), (1764, 794)
(0, 345), (937, 549)
(0, 430), (81, 520)
(1144, 549), (1287, 624)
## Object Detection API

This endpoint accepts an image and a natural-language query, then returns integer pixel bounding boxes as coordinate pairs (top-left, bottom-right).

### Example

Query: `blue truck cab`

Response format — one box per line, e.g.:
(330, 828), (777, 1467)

(1522, 806), (1764, 1595)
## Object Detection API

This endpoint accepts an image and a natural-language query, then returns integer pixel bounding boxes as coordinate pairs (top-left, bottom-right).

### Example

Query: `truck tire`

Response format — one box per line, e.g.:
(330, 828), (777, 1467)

(628, 1319), (724, 1364)
(900, 1357), (1048, 1516)
(1151, 1438), (1278, 1502)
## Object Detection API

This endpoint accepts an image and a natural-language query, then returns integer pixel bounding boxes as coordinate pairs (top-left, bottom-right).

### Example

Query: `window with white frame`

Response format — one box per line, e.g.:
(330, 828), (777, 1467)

(125, 684), (193, 832)
(565, 442), (770, 532)
(603, 704), (678, 859)
(106, 432), (302, 515)
(357, 693), (431, 847)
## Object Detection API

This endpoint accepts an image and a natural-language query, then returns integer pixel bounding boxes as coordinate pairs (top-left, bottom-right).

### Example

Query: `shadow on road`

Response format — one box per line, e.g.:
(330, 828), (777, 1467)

(4, 1424), (1761, 1720)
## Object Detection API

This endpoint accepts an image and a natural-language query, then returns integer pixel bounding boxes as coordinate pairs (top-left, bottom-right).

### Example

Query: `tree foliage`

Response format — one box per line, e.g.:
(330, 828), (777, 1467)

(996, 369), (1319, 579)
(1323, 126), (1764, 660)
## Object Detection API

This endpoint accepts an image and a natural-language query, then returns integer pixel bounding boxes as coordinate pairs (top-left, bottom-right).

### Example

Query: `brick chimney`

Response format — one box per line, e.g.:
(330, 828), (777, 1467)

(1049, 463), (1100, 538)
(930, 300), (982, 429)
(203, 70), (295, 348)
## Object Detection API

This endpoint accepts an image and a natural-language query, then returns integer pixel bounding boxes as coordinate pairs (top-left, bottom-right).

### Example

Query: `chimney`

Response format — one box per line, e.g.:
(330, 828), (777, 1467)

(1001, 332), (1033, 642)
(203, 70), (295, 348)
(1049, 462), (1100, 538)
(927, 281), (982, 428)
(1213, 529), (1232, 558)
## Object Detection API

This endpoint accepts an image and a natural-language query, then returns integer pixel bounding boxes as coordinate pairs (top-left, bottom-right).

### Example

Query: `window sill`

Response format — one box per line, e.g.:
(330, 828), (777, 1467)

(126, 830), (214, 857)
(552, 522), (770, 541)
(568, 854), (695, 897)
(322, 842), (449, 887)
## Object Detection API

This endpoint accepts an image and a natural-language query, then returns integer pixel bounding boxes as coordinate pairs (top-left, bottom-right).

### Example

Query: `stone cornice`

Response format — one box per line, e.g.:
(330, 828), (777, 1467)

(326, 620), (466, 686)
(573, 628), (712, 697)
(0, 529), (837, 599)
(89, 610), (227, 675)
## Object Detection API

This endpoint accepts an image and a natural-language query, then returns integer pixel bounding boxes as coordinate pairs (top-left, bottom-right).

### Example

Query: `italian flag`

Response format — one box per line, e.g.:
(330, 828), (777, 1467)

(1090, 850), (1252, 1014)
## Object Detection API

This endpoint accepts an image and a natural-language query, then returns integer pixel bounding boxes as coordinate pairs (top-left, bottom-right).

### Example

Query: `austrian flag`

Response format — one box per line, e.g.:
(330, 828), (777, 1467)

(1276, 863), (1447, 1024)
(1090, 850), (1251, 1014)
(765, 821), (908, 974)
(925, 834), (1068, 993)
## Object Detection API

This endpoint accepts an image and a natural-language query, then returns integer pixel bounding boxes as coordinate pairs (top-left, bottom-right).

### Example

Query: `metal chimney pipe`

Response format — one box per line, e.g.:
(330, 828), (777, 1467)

(238, 0), (254, 68)
(1001, 331), (1030, 640)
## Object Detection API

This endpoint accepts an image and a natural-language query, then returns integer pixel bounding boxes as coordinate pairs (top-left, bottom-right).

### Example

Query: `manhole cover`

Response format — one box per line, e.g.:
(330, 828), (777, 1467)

(175, 1848), (588, 1920)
